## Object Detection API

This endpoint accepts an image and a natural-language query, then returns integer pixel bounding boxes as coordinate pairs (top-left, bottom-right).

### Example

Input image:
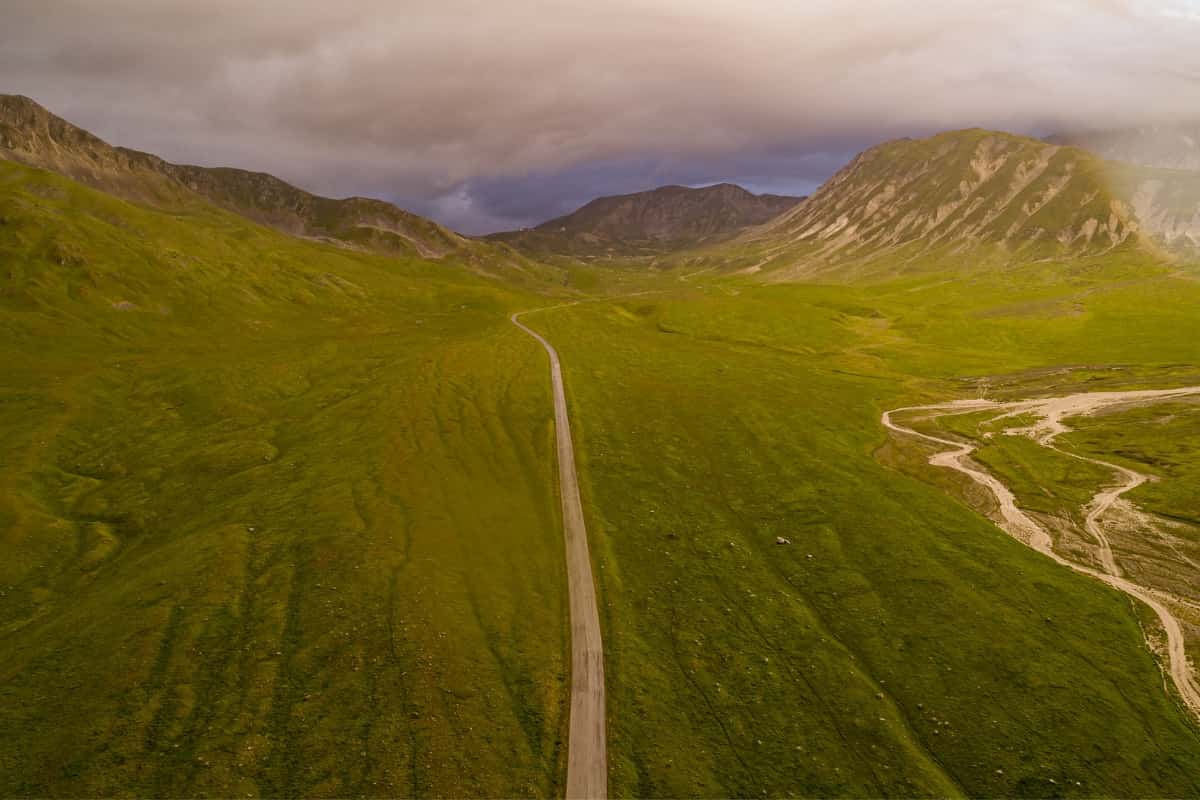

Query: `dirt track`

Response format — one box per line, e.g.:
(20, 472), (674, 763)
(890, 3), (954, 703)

(883, 388), (1200, 719)
(512, 311), (607, 800)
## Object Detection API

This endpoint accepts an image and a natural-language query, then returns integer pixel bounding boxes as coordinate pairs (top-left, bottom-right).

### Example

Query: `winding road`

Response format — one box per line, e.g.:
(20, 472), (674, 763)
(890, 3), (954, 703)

(511, 310), (607, 800)
(883, 388), (1200, 719)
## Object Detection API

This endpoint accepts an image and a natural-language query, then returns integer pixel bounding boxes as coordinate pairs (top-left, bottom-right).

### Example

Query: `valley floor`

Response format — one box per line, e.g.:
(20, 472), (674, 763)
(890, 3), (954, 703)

(3, 158), (1200, 797)
(883, 389), (1200, 718)
(524, 268), (1200, 797)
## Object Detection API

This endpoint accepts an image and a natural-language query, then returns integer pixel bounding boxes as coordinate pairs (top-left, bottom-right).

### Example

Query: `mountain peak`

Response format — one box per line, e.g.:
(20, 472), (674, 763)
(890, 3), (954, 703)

(1, 93), (117, 166)
(719, 127), (1200, 279)
(487, 182), (803, 257)
(1, 93), (44, 112)
(0, 94), (472, 260)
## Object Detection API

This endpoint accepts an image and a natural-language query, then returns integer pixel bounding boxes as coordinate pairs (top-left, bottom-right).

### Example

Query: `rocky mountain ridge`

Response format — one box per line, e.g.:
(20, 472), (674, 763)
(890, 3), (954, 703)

(0, 94), (468, 259)
(486, 182), (803, 257)
(726, 129), (1200, 278)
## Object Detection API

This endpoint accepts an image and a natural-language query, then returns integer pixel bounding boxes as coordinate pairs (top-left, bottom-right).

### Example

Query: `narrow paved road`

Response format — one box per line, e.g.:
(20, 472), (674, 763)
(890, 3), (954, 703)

(883, 388), (1200, 719)
(512, 310), (607, 800)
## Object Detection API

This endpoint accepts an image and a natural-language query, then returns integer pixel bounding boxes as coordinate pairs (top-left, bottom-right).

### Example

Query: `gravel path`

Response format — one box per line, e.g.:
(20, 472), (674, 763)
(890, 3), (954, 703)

(512, 310), (607, 799)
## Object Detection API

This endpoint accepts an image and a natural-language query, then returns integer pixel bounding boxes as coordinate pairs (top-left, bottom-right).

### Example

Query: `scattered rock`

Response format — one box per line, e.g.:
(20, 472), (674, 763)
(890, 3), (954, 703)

(775, 536), (791, 545)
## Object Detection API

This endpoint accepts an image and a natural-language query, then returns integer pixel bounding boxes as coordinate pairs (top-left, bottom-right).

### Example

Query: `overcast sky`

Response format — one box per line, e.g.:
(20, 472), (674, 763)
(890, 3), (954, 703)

(4, 0), (1200, 233)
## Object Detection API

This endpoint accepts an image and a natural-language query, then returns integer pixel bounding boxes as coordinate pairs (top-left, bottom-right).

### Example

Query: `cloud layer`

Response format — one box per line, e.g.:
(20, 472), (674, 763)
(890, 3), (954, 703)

(4, 0), (1199, 232)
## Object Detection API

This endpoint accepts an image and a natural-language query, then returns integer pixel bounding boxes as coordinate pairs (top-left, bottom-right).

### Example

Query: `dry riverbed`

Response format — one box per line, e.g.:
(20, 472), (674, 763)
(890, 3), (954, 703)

(883, 388), (1200, 719)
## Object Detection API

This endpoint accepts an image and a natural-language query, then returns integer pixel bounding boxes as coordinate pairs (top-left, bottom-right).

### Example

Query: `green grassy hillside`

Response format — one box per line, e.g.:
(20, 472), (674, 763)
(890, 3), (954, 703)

(0, 94), (546, 266)
(0, 159), (576, 796)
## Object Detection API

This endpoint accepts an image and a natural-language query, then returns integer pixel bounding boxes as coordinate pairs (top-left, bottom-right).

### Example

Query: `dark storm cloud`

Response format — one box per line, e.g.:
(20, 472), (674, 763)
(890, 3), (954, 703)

(3, 0), (1199, 233)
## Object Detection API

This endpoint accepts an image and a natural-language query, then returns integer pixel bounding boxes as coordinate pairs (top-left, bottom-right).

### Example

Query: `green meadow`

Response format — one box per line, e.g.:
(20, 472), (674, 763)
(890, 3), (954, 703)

(3, 156), (1200, 797)
(527, 262), (1200, 797)
(0, 161), (574, 797)
(1065, 401), (1200, 527)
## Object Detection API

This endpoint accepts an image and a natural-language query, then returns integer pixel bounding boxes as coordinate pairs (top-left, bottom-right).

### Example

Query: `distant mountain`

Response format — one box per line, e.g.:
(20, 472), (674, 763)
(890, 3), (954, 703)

(716, 129), (1200, 279)
(1048, 125), (1200, 172)
(486, 183), (803, 257)
(0, 94), (470, 260)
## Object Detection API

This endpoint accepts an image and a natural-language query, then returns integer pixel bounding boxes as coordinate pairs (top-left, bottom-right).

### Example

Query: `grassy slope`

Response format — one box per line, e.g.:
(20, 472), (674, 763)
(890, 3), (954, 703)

(0, 160), (572, 797)
(5, 153), (1200, 799)
(528, 254), (1200, 796)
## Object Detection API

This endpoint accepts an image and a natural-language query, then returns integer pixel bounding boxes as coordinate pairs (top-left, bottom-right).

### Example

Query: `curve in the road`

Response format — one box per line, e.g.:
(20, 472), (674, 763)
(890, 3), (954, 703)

(512, 310), (607, 800)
